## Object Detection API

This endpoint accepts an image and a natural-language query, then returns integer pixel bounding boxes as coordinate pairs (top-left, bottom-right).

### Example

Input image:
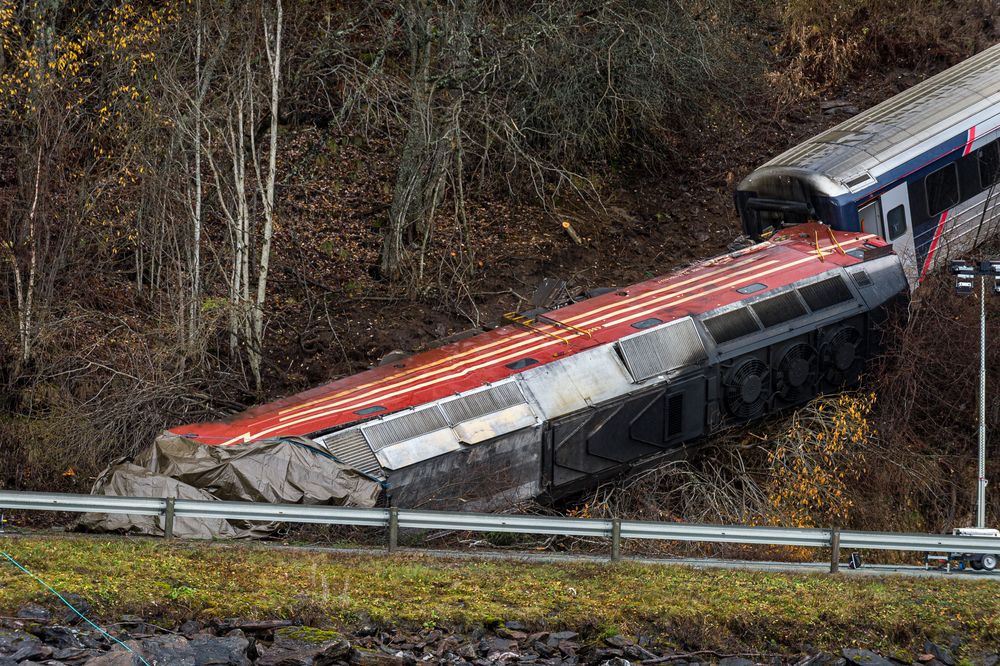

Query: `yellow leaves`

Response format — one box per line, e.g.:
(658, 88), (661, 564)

(765, 391), (874, 528)
(0, 0), (179, 119)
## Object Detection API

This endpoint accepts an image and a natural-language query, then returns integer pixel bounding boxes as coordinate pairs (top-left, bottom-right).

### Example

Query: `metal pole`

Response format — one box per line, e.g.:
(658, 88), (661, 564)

(388, 506), (399, 553)
(979, 276), (987, 529)
(611, 518), (622, 561)
(829, 526), (840, 574)
(163, 498), (175, 539)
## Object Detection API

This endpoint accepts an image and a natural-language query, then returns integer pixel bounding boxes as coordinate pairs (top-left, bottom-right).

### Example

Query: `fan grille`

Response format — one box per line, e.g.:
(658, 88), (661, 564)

(775, 343), (818, 402)
(821, 325), (863, 386)
(723, 357), (770, 420)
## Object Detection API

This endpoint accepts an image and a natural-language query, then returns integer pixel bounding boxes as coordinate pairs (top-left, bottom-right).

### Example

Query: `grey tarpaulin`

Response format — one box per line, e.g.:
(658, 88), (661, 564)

(77, 433), (382, 538)
(77, 463), (245, 539)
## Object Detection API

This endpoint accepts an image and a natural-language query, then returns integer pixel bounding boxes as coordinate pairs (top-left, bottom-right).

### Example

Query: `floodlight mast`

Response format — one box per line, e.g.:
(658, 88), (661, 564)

(952, 258), (994, 529)
(979, 273), (987, 529)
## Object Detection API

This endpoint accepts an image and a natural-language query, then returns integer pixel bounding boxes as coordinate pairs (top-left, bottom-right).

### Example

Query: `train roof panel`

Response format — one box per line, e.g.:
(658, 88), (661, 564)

(746, 42), (1000, 189)
(170, 224), (881, 445)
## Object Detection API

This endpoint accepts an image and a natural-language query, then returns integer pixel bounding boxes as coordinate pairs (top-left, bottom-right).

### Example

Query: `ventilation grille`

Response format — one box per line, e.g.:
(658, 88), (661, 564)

(617, 318), (708, 383)
(703, 307), (761, 344)
(851, 270), (873, 288)
(320, 429), (382, 476)
(441, 383), (525, 424)
(752, 291), (807, 328)
(361, 406), (448, 452)
(666, 394), (684, 437)
(798, 276), (854, 311)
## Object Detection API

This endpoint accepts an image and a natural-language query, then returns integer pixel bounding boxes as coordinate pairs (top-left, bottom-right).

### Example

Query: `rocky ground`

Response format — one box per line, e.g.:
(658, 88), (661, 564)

(1, 603), (996, 666)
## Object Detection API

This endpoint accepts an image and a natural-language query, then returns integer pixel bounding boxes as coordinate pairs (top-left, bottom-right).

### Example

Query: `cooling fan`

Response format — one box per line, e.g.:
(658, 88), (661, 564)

(820, 324), (864, 387)
(774, 342), (819, 403)
(723, 356), (770, 420)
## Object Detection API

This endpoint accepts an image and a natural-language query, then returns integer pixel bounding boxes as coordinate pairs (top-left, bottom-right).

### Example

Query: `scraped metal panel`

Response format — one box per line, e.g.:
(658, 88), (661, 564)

(617, 317), (707, 383)
(752, 291), (807, 328)
(361, 406), (448, 452)
(452, 403), (538, 444)
(318, 428), (382, 476)
(519, 347), (634, 419)
(374, 429), (462, 470)
(441, 382), (525, 425)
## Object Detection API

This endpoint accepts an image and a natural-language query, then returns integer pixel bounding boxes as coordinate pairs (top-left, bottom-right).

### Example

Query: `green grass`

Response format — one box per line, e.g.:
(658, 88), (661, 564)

(1, 537), (998, 653)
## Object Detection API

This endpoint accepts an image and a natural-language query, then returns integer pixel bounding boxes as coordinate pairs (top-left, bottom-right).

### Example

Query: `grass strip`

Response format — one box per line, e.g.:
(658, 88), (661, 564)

(1, 537), (998, 653)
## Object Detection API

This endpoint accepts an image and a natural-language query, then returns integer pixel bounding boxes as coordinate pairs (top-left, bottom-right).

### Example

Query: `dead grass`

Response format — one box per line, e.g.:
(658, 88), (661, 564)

(0, 537), (998, 653)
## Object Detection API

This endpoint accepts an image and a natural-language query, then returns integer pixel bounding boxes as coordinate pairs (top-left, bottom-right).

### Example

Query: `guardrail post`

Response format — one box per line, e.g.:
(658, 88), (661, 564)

(163, 498), (175, 540)
(611, 519), (622, 561)
(388, 507), (399, 554)
(829, 526), (840, 573)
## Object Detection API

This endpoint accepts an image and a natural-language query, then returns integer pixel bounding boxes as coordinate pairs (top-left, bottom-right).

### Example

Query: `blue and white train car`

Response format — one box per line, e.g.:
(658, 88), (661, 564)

(737, 43), (1000, 287)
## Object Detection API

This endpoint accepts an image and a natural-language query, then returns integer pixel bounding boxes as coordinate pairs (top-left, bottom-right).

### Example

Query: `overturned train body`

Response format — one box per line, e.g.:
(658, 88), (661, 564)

(171, 225), (907, 507)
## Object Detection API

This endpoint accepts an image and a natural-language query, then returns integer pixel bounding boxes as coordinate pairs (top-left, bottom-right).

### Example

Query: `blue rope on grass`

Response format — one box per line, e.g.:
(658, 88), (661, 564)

(1, 550), (151, 666)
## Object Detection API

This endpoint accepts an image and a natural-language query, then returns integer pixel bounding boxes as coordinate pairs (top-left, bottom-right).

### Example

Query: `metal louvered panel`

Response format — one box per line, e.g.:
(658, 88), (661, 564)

(851, 270), (873, 288)
(703, 307), (761, 344)
(617, 318), (707, 383)
(441, 382), (525, 425)
(798, 276), (854, 311)
(361, 406), (448, 452)
(752, 291), (807, 328)
(319, 429), (382, 476)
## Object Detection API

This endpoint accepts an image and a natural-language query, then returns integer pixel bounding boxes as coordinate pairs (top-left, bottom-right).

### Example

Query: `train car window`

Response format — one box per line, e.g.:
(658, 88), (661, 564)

(925, 163), (960, 216)
(886, 205), (907, 240)
(857, 200), (882, 235)
(978, 140), (1000, 189)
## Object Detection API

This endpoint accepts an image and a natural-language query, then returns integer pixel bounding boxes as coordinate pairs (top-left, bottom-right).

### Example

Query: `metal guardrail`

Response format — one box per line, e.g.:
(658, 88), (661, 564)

(2, 490), (999, 569)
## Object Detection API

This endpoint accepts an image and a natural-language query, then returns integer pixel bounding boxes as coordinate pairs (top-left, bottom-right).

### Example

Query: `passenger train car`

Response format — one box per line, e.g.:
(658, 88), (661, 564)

(737, 42), (1000, 286)
(169, 43), (999, 508)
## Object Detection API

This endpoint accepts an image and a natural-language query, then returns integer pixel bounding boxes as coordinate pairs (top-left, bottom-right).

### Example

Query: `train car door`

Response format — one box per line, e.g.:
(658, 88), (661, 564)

(857, 200), (882, 236)
(878, 183), (917, 286)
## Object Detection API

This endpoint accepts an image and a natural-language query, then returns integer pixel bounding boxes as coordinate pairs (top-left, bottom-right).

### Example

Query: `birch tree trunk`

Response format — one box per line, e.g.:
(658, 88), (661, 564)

(188, 9), (203, 352)
(2, 146), (44, 370)
(248, 0), (283, 391)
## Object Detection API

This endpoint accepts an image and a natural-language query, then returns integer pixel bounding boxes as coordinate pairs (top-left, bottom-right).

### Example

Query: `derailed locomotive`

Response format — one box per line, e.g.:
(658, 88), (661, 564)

(170, 42), (1000, 508)
(172, 225), (906, 507)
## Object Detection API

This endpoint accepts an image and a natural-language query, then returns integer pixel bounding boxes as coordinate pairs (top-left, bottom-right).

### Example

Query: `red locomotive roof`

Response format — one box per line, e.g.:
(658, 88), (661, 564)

(171, 223), (882, 445)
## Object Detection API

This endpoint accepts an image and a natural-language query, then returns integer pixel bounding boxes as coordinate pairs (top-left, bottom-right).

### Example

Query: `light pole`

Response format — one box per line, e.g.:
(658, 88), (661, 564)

(951, 259), (1000, 528)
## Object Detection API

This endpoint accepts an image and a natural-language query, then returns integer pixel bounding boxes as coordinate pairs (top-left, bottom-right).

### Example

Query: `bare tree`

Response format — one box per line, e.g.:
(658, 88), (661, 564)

(2, 146), (42, 369)
(249, 0), (283, 389)
(197, 0), (283, 389)
(375, 0), (756, 287)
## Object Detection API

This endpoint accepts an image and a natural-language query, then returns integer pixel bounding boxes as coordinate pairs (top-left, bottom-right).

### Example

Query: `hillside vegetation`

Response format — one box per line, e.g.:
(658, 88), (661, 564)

(1, 0), (998, 533)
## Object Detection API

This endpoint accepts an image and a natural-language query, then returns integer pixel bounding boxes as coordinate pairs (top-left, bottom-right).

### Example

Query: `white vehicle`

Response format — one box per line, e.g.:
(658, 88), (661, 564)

(944, 528), (999, 571)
